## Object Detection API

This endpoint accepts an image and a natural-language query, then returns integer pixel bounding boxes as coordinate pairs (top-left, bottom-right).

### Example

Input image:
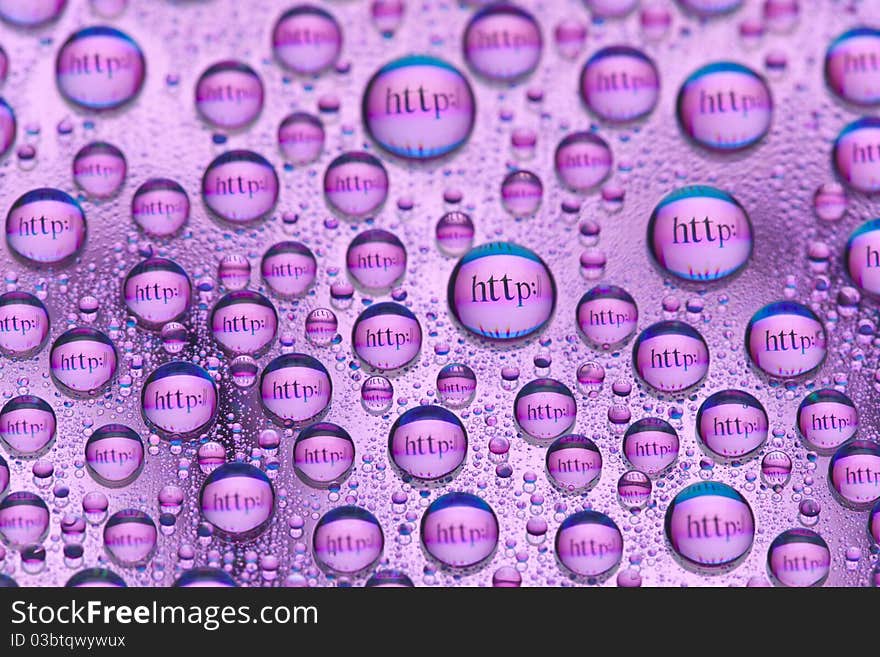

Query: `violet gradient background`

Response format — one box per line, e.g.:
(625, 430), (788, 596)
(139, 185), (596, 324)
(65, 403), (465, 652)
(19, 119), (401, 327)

(0, 0), (877, 586)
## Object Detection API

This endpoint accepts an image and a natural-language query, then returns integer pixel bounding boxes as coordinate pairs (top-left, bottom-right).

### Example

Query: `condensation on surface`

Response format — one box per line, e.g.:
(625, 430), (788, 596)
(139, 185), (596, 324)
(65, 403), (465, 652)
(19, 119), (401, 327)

(0, 0), (877, 586)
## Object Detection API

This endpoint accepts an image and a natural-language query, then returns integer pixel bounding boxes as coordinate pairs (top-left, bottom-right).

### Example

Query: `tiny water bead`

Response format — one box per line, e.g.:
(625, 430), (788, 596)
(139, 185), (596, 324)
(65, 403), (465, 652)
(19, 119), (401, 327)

(210, 290), (278, 355)
(554, 131), (613, 193)
(676, 62), (772, 151)
(313, 506), (384, 574)
(797, 389), (858, 454)
(61, 526), (88, 555)
(278, 112), (325, 165)
(832, 117), (880, 194)
(323, 151), (388, 217)
(632, 320), (709, 393)
(436, 363), (477, 407)
(696, 390), (768, 460)
(795, 497), (818, 528)
(0, 0), (871, 590)
(825, 27), (880, 106)
(443, 188), (463, 204)
(576, 284), (638, 348)
(50, 327), (117, 396)
(230, 355), (259, 388)
(623, 418), (679, 476)
(500, 169), (542, 217)
(195, 60), (264, 130)
(200, 462), (275, 538)
(131, 178), (190, 237)
(361, 375), (393, 414)
(767, 528), (831, 587)
(809, 239), (834, 271)
(555, 510), (623, 578)
(141, 361), (218, 436)
(812, 182), (847, 222)
(0, 395), (56, 456)
(82, 491), (108, 524)
(736, 19), (764, 49)
(217, 254), (251, 291)
(763, 0), (799, 33)
(579, 46), (660, 123)
(371, 0), (407, 34)
(32, 460), (53, 486)
(579, 249), (606, 280)
(160, 322), (188, 354)
(362, 55), (476, 160)
(73, 141), (126, 199)
(293, 422), (355, 488)
(489, 435), (510, 460)
(21, 544), (47, 574)
(78, 295), (100, 320)
(84, 424), (144, 487)
(123, 257), (191, 329)
(510, 127), (536, 159)
(260, 353), (332, 426)
(500, 366), (521, 391)
(545, 434), (602, 492)
(647, 186), (753, 282)
(611, 379), (632, 397)
(640, 3), (671, 40)
(745, 301), (827, 378)
(346, 229), (406, 291)
(553, 19), (586, 60)
(463, 3), (542, 83)
(828, 440), (880, 511)
(618, 470), (652, 508)
(352, 302), (422, 371)
(305, 307), (338, 346)
(435, 211), (475, 257)
(447, 242), (556, 340)
(421, 492), (498, 568)
(761, 451), (792, 488)
(318, 94), (341, 119)
(664, 481), (755, 570)
(261, 241), (317, 298)
(55, 26), (145, 111)
(272, 5), (342, 75)
(389, 405), (467, 480)
(158, 485), (185, 515)
(202, 150), (279, 224)
(0, 291), (50, 357)
(514, 378), (576, 441)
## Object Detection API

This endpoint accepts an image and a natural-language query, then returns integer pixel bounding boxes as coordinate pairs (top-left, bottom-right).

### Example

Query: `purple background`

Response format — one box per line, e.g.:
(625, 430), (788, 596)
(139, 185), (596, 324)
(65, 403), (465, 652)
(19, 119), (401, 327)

(0, 0), (877, 586)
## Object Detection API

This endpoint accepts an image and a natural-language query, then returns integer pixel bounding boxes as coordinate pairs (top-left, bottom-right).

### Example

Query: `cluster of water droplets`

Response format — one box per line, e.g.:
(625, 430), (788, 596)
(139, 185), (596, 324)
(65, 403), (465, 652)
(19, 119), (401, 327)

(0, 0), (876, 587)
